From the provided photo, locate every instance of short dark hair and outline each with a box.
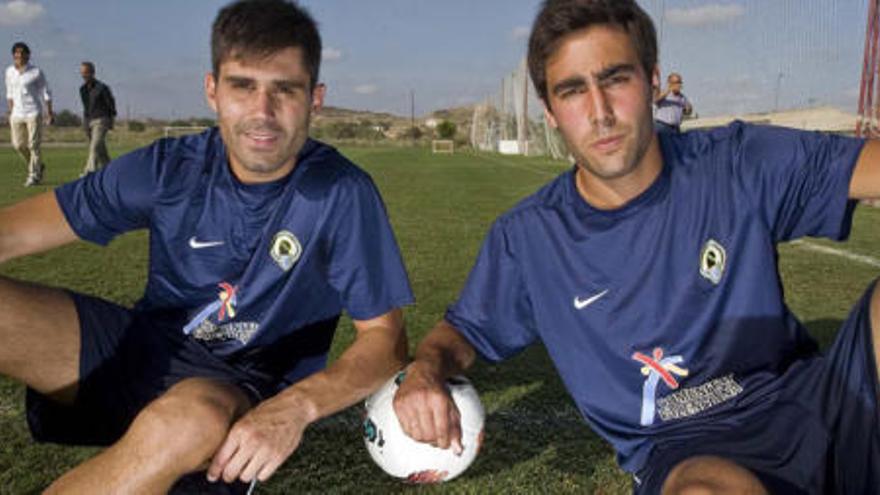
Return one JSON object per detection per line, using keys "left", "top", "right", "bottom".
{"left": 11, "top": 41, "right": 30, "bottom": 56}
{"left": 211, "top": 0, "right": 322, "bottom": 89}
{"left": 81, "top": 61, "right": 96, "bottom": 73}
{"left": 528, "top": 0, "right": 657, "bottom": 105}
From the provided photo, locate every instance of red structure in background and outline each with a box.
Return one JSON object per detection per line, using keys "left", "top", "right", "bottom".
{"left": 858, "top": 0, "right": 880, "bottom": 137}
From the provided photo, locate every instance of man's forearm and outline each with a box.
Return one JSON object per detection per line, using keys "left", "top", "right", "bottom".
{"left": 850, "top": 140, "right": 880, "bottom": 199}
{"left": 410, "top": 319, "right": 477, "bottom": 380}
{"left": 653, "top": 89, "right": 670, "bottom": 104}
{"left": 0, "top": 192, "right": 79, "bottom": 264}
{"left": 269, "top": 315, "right": 408, "bottom": 424}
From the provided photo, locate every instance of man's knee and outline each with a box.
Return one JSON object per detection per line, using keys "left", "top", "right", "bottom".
{"left": 0, "top": 276, "right": 80, "bottom": 398}
{"left": 13, "top": 139, "right": 28, "bottom": 155}
{"left": 125, "top": 379, "right": 249, "bottom": 470}
{"left": 662, "top": 456, "right": 768, "bottom": 495}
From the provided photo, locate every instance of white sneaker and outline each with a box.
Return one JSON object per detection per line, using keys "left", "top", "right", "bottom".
{"left": 24, "top": 177, "right": 37, "bottom": 187}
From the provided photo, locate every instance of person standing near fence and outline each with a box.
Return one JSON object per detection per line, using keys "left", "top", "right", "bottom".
{"left": 5, "top": 41, "right": 53, "bottom": 186}
{"left": 653, "top": 72, "right": 692, "bottom": 133}
{"left": 79, "top": 61, "right": 117, "bottom": 176}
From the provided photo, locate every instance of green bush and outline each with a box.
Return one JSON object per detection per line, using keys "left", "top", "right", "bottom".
{"left": 435, "top": 120, "right": 457, "bottom": 139}
{"left": 127, "top": 120, "right": 146, "bottom": 132}
{"left": 316, "top": 121, "right": 386, "bottom": 141}
{"left": 54, "top": 109, "right": 82, "bottom": 127}
{"left": 193, "top": 118, "right": 215, "bottom": 127}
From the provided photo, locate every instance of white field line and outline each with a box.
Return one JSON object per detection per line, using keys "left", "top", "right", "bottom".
{"left": 789, "top": 239, "right": 880, "bottom": 269}
{"left": 0, "top": 394, "right": 17, "bottom": 417}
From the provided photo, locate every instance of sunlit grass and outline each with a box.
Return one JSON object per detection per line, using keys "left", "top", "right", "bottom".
{"left": 0, "top": 144, "right": 877, "bottom": 493}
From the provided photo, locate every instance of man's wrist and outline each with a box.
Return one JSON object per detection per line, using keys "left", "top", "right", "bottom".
{"left": 407, "top": 356, "right": 449, "bottom": 383}
{"left": 276, "top": 387, "right": 322, "bottom": 425}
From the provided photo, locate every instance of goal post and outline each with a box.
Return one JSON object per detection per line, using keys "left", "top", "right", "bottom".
{"left": 431, "top": 139, "right": 455, "bottom": 154}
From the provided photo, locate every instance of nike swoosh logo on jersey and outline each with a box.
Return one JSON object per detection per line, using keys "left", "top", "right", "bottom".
{"left": 573, "top": 289, "right": 609, "bottom": 310}
{"left": 189, "top": 237, "right": 225, "bottom": 249}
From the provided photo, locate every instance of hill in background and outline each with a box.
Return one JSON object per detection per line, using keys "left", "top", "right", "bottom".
{"left": 310, "top": 105, "right": 475, "bottom": 143}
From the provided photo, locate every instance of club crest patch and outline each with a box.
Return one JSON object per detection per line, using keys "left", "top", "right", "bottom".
{"left": 270, "top": 230, "right": 302, "bottom": 272}
{"left": 699, "top": 239, "right": 726, "bottom": 285}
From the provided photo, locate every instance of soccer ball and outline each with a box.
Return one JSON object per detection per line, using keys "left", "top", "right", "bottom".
{"left": 362, "top": 371, "right": 485, "bottom": 483}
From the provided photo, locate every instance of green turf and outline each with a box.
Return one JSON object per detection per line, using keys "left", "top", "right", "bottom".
{"left": 0, "top": 144, "right": 878, "bottom": 493}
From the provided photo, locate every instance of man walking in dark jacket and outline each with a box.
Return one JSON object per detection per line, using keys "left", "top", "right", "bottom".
{"left": 79, "top": 61, "right": 116, "bottom": 176}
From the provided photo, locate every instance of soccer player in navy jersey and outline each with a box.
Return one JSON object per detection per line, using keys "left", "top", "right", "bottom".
{"left": 394, "top": 0, "right": 880, "bottom": 493}
{"left": 0, "top": 1, "right": 413, "bottom": 493}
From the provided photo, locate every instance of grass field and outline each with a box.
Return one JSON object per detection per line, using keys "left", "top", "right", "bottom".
{"left": 0, "top": 143, "right": 879, "bottom": 494}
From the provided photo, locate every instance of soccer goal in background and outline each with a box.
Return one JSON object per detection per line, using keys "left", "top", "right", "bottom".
{"left": 163, "top": 126, "right": 208, "bottom": 139}
{"left": 431, "top": 139, "right": 454, "bottom": 154}
{"left": 473, "top": 1, "right": 871, "bottom": 160}
{"left": 470, "top": 58, "right": 567, "bottom": 160}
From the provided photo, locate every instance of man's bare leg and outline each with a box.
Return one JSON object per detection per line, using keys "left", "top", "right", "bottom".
{"left": 662, "top": 456, "right": 768, "bottom": 495}
{"left": 0, "top": 275, "right": 79, "bottom": 402}
{"left": 45, "top": 377, "right": 251, "bottom": 494}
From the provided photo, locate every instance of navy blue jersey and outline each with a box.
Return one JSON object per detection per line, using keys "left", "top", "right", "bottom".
{"left": 446, "top": 122, "right": 864, "bottom": 472}
{"left": 56, "top": 129, "right": 413, "bottom": 385}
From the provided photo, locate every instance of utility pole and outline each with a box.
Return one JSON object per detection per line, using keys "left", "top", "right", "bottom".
{"left": 410, "top": 89, "right": 416, "bottom": 144}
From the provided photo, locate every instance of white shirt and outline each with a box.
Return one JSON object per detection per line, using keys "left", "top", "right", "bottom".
{"left": 653, "top": 92, "right": 691, "bottom": 127}
{"left": 5, "top": 63, "right": 52, "bottom": 119}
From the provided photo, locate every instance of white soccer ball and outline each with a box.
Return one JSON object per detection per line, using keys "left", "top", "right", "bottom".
{"left": 362, "top": 371, "right": 485, "bottom": 483}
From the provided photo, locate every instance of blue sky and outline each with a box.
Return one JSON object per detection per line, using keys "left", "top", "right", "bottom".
{"left": 0, "top": 0, "right": 871, "bottom": 119}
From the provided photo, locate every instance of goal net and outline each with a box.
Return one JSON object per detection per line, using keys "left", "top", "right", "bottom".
{"left": 642, "top": 0, "right": 864, "bottom": 132}
{"left": 472, "top": 0, "right": 868, "bottom": 160}
{"left": 470, "top": 59, "right": 568, "bottom": 159}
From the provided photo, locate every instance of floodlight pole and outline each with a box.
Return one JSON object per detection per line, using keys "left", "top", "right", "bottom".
{"left": 518, "top": 59, "right": 528, "bottom": 155}
{"left": 774, "top": 72, "right": 784, "bottom": 112}
{"left": 657, "top": 0, "right": 666, "bottom": 47}
{"left": 500, "top": 77, "right": 508, "bottom": 140}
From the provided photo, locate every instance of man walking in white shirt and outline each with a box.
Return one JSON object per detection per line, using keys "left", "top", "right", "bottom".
{"left": 5, "top": 42, "right": 54, "bottom": 186}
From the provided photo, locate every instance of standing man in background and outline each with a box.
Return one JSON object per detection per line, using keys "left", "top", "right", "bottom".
{"left": 79, "top": 61, "right": 116, "bottom": 176}
{"left": 653, "top": 72, "right": 692, "bottom": 133}
{"left": 5, "top": 41, "right": 53, "bottom": 186}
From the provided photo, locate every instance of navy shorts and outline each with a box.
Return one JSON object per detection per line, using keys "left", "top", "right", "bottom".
{"left": 26, "top": 292, "right": 279, "bottom": 447}
{"left": 633, "top": 280, "right": 880, "bottom": 494}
